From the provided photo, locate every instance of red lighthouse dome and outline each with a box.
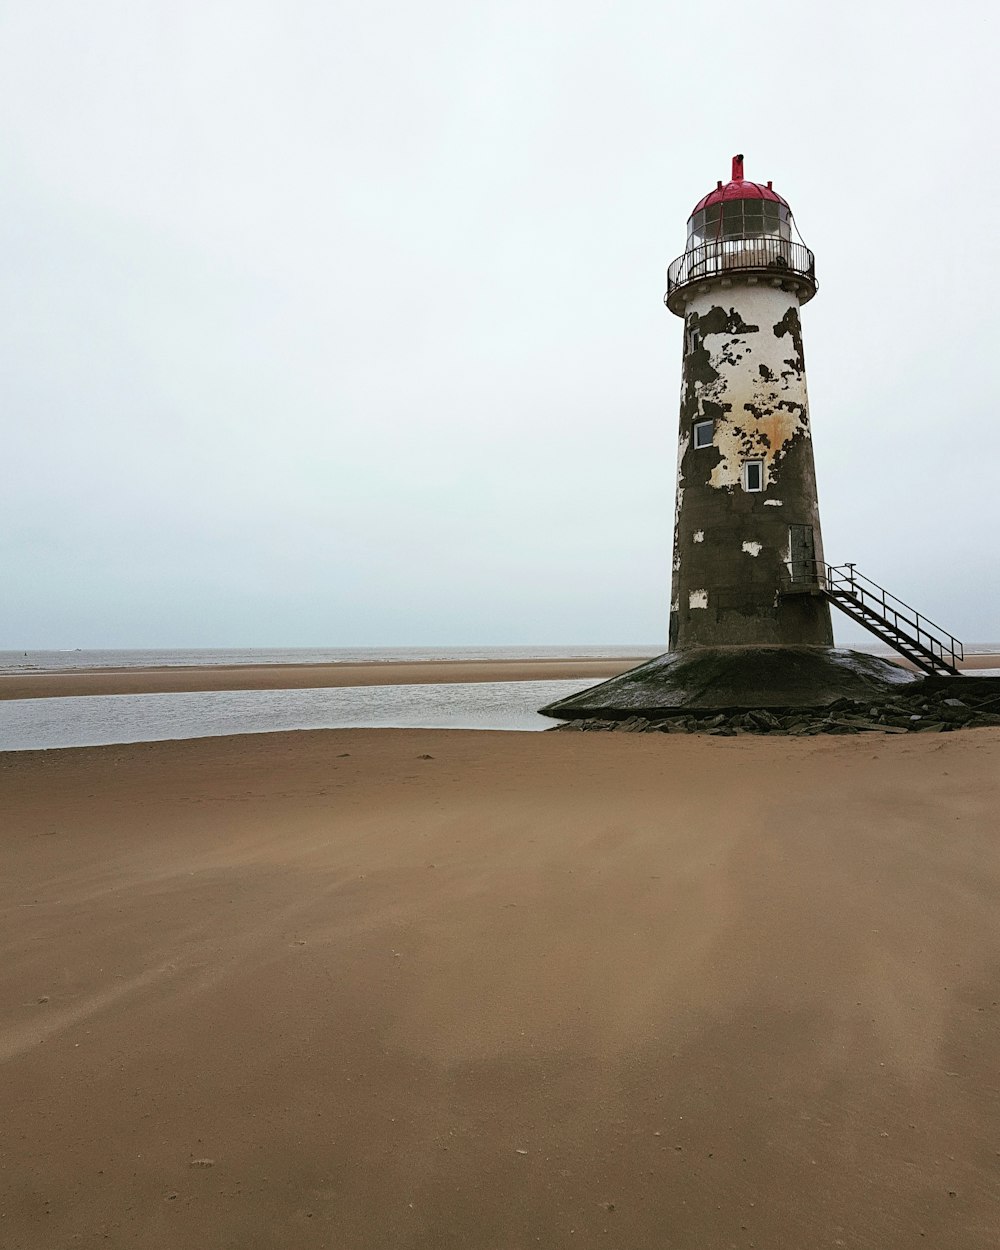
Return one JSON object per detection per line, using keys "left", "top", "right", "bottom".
{"left": 686, "top": 154, "right": 795, "bottom": 246}
{"left": 690, "top": 154, "right": 790, "bottom": 215}
{"left": 690, "top": 155, "right": 790, "bottom": 213}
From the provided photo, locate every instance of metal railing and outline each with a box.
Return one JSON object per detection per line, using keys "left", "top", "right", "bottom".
{"left": 782, "top": 559, "right": 964, "bottom": 671}
{"left": 665, "top": 237, "right": 816, "bottom": 305}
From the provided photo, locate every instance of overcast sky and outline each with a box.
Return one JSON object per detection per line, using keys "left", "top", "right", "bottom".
{"left": 2, "top": 1, "right": 998, "bottom": 648}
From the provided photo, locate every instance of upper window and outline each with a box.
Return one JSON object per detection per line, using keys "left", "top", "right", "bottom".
{"left": 693, "top": 420, "right": 713, "bottom": 449}
{"left": 743, "top": 460, "right": 764, "bottom": 492}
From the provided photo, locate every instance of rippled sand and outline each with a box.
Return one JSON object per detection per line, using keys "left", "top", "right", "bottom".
{"left": 2, "top": 726, "right": 999, "bottom": 1247}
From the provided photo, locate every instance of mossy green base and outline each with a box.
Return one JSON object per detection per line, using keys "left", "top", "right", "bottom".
{"left": 540, "top": 646, "right": 918, "bottom": 720}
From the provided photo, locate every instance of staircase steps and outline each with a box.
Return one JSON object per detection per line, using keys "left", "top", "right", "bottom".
{"left": 783, "top": 562, "right": 963, "bottom": 677}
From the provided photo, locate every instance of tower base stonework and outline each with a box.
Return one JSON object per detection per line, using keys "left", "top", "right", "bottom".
{"left": 541, "top": 655, "right": 997, "bottom": 735}
{"left": 539, "top": 646, "right": 918, "bottom": 721}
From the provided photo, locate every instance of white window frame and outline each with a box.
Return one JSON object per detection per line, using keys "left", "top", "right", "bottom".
{"left": 742, "top": 460, "right": 764, "bottom": 492}
{"left": 693, "top": 420, "right": 713, "bottom": 449}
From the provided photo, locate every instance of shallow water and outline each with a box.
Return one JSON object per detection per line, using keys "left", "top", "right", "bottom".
{"left": 0, "top": 680, "right": 591, "bottom": 752}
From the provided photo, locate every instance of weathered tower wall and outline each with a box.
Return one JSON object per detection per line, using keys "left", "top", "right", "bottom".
{"left": 669, "top": 282, "right": 834, "bottom": 650}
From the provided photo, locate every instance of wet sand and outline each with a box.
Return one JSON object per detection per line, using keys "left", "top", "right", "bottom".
{"left": 2, "top": 727, "right": 999, "bottom": 1248}
{"left": 0, "top": 657, "right": 647, "bottom": 701}
{"left": 891, "top": 653, "right": 999, "bottom": 673}
{"left": 1, "top": 652, "right": 996, "bottom": 701}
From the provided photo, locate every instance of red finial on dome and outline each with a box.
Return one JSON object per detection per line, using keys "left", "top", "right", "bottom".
{"left": 732, "top": 153, "right": 744, "bottom": 180}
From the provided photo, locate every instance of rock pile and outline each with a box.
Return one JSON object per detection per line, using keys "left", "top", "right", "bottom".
{"left": 550, "top": 679, "right": 1000, "bottom": 736}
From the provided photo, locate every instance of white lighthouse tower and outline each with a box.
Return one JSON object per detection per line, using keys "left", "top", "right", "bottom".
{"left": 664, "top": 154, "right": 833, "bottom": 651}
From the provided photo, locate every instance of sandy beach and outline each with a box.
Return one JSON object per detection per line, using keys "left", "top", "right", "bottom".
{"left": 0, "top": 657, "right": 646, "bottom": 701}
{"left": 3, "top": 726, "right": 999, "bottom": 1248}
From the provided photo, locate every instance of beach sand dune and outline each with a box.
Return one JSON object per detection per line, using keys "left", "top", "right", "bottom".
{"left": 2, "top": 728, "right": 999, "bottom": 1248}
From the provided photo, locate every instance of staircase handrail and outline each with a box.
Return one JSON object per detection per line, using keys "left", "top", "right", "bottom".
{"left": 783, "top": 559, "right": 964, "bottom": 668}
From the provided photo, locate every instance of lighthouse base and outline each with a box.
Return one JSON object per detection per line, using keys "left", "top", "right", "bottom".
{"left": 540, "top": 645, "right": 918, "bottom": 720}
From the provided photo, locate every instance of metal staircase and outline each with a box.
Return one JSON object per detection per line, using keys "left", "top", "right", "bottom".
{"left": 782, "top": 561, "right": 963, "bottom": 676}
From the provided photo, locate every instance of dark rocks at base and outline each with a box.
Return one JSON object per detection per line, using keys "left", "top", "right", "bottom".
{"left": 548, "top": 677, "right": 1000, "bottom": 736}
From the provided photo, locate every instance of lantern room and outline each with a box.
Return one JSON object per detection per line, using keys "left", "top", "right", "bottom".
{"left": 665, "top": 154, "right": 816, "bottom": 315}
{"left": 687, "top": 154, "right": 792, "bottom": 244}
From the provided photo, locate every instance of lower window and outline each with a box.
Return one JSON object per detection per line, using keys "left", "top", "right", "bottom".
{"left": 743, "top": 460, "right": 764, "bottom": 492}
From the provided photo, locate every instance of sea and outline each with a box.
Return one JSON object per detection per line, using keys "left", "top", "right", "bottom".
{"left": 1, "top": 645, "right": 997, "bottom": 753}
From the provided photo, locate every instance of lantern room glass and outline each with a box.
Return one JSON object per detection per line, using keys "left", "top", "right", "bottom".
{"left": 687, "top": 201, "right": 792, "bottom": 245}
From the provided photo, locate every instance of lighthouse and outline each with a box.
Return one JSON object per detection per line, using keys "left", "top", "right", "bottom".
{"left": 665, "top": 154, "right": 833, "bottom": 651}
{"left": 540, "top": 152, "right": 966, "bottom": 724}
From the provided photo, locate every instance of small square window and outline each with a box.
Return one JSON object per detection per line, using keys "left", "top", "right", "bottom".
{"left": 743, "top": 460, "right": 764, "bottom": 492}
{"left": 693, "top": 420, "right": 713, "bottom": 449}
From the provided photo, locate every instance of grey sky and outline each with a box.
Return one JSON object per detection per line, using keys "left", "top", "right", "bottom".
{"left": 2, "top": 1, "right": 998, "bottom": 647}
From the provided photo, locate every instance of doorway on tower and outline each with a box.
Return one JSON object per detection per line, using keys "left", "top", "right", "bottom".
{"left": 788, "top": 525, "right": 817, "bottom": 585}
